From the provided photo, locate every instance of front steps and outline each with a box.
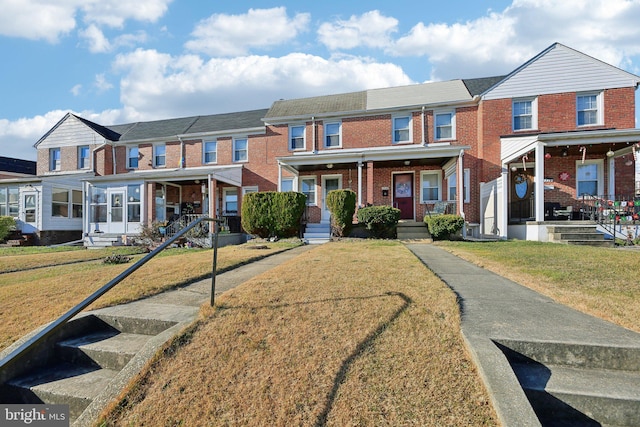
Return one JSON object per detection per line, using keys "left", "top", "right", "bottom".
{"left": 0, "top": 304, "right": 195, "bottom": 426}
{"left": 547, "top": 224, "right": 613, "bottom": 247}
{"left": 84, "top": 234, "right": 124, "bottom": 248}
{"left": 497, "top": 339, "right": 640, "bottom": 426}
{"left": 303, "top": 222, "right": 331, "bottom": 244}
{"left": 397, "top": 221, "right": 431, "bottom": 241}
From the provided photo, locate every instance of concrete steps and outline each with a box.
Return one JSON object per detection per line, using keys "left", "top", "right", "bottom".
{"left": 84, "top": 234, "right": 124, "bottom": 248}
{"left": 0, "top": 310, "right": 178, "bottom": 425}
{"left": 303, "top": 222, "right": 331, "bottom": 244}
{"left": 397, "top": 221, "right": 431, "bottom": 240}
{"left": 547, "top": 224, "right": 613, "bottom": 247}
{"left": 497, "top": 339, "right": 640, "bottom": 426}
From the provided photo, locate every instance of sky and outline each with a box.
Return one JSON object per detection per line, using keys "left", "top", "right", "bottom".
{"left": 3, "top": 0, "right": 640, "bottom": 161}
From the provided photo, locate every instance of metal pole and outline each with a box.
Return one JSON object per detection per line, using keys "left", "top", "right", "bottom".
{"left": 211, "top": 218, "right": 219, "bottom": 306}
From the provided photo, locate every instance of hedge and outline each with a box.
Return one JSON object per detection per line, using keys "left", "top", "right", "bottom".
{"left": 0, "top": 216, "right": 16, "bottom": 242}
{"left": 424, "top": 214, "right": 465, "bottom": 240}
{"left": 241, "top": 192, "right": 306, "bottom": 238}
{"left": 356, "top": 205, "right": 400, "bottom": 238}
{"left": 326, "top": 189, "right": 356, "bottom": 237}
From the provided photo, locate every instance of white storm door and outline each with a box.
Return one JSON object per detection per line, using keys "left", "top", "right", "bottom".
{"left": 107, "top": 189, "right": 126, "bottom": 234}
{"left": 321, "top": 175, "right": 342, "bottom": 222}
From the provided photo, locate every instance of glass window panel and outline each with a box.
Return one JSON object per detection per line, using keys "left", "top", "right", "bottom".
{"left": 290, "top": 126, "right": 305, "bottom": 149}
{"left": 154, "top": 145, "right": 166, "bottom": 166}
{"left": 127, "top": 185, "right": 141, "bottom": 203}
{"left": 325, "top": 123, "right": 340, "bottom": 147}
{"left": 234, "top": 139, "right": 248, "bottom": 161}
{"left": 128, "top": 147, "right": 139, "bottom": 168}
{"left": 204, "top": 141, "right": 217, "bottom": 163}
{"left": 281, "top": 178, "right": 294, "bottom": 192}
{"left": 52, "top": 188, "right": 69, "bottom": 202}
{"left": 127, "top": 204, "right": 141, "bottom": 222}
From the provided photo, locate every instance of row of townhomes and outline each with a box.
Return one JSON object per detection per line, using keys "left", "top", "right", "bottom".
{"left": 2, "top": 43, "right": 640, "bottom": 246}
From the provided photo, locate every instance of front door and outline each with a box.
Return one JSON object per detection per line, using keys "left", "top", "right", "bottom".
{"left": 509, "top": 169, "right": 534, "bottom": 223}
{"left": 21, "top": 192, "right": 38, "bottom": 231}
{"left": 322, "top": 175, "right": 342, "bottom": 222}
{"left": 108, "top": 189, "right": 125, "bottom": 234}
{"left": 393, "top": 173, "right": 414, "bottom": 220}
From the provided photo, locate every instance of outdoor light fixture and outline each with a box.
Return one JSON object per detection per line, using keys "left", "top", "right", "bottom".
{"left": 511, "top": 165, "right": 518, "bottom": 172}
{"left": 404, "top": 160, "right": 411, "bottom": 166}
{"left": 606, "top": 148, "right": 615, "bottom": 157}
{"left": 561, "top": 147, "right": 569, "bottom": 157}
{"left": 326, "top": 163, "right": 333, "bottom": 169}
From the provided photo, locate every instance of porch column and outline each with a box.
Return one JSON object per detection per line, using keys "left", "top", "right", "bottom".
{"left": 499, "top": 165, "right": 509, "bottom": 239}
{"left": 357, "top": 161, "right": 363, "bottom": 207}
{"left": 210, "top": 179, "right": 218, "bottom": 216}
{"left": 457, "top": 150, "right": 464, "bottom": 218}
{"left": 608, "top": 156, "right": 616, "bottom": 197}
{"left": 535, "top": 142, "right": 545, "bottom": 222}
{"left": 366, "top": 161, "right": 374, "bottom": 205}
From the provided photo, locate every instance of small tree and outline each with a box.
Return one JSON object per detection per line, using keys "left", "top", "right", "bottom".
{"left": 326, "top": 189, "right": 356, "bottom": 237}
{"left": 356, "top": 206, "right": 401, "bottom": 238}
{"left": 0, "top": 216, "right": 16, "bottom": 242}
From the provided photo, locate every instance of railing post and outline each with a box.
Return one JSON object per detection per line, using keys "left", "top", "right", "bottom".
{"left": 211, "top": 218, "right": 219, "bottom": 307}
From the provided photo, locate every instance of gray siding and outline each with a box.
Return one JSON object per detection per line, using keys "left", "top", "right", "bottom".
{"left": 483, "top": 44, "right": 640, "bottom": 100}
{"left": 37, "top": 115, "right": 108, "bottom": 149}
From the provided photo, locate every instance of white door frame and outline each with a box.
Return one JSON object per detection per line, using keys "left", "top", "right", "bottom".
{"left": 107, "top": 188, "right": 126, "bottom": 234}
{"left": 20, "top": 190, "right": 38, "bottom": 231}
{"left": 321, "top": 174, "right": 342, "bottom": 222}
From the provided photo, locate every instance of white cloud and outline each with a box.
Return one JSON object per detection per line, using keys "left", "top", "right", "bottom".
{"left": 79, "top": 24, "right": 112, "bottom": 53}
{"left": 112, "top": 49, "right": 413, "bottom": 119}
{"left": 390, "top": 0, "right": 640, "bottom": 80}
{"left": 95, "top": 74, "right": 113, "bottom": 93}
{"left": 70, "top": 84, "right": 82, "bottom": 96}
{"left": 318, "top": 10, "right": 398, "bottom": 50}
{"left": 0, "top": 0, "right": 170, "bottom": 44}
{"left": 185, "top": 7, "right": 311, "bottom": 56}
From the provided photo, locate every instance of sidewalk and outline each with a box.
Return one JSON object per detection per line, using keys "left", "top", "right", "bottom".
{"left": 405, "top": 243, "right": 640, "bottom": 427}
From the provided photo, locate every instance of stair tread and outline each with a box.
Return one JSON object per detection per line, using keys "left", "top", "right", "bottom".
{"left": 9, "top": 362, "right": 118, "bottom": 400}
{"left": 58, "top": 331, "right": 152, "bottom": 356}
{"left": 512, "top": 362, "right": 640, "bottom": 400}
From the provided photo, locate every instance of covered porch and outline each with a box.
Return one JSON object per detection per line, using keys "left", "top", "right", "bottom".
{"left": 493, "top": 129, "right": 640, "bottom": 242}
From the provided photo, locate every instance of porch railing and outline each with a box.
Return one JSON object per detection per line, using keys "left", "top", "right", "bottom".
{"left": 579, "top": 194, "right": 640, "bottom": 238}
{"left": 424, "top": 201, "right": 457, "bottom": 217}
{"left": 164, "top": 213, "right": 243, "bottom": 238}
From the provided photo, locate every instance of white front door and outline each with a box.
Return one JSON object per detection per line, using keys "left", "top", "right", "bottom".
{"left": 108, "top": 189, "right": 125, "bottom": 234}
{"left": 321, "top": 175, "right": 342, "bottom": 222}
{"left": 21, "top": 191, "right": 38, "bottom": 231}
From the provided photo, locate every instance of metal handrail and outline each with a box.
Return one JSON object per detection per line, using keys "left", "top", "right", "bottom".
{"left": 0, "top": 216, "right": 222, "bottom": 373}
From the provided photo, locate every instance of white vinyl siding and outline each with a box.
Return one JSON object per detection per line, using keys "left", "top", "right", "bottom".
{"left": 483, "top": 44, "right": 640, "bottom": 100}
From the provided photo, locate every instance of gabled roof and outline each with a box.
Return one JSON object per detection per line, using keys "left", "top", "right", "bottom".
{"left": 462, "top": 76, "right": 507, "bottom": 97}
{"left": 482, "top": 42, "right": 640, "bottom": 100}
{"left": 73, "top": 114, "right": 122, "bottom": 141}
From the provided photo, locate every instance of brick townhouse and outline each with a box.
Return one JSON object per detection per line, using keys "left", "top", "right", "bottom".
{"left": 2, "top": 42, "right": 639, "bottom": 246}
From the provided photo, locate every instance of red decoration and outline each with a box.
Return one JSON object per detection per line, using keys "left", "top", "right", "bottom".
{"left": 558, "top": 172, "right": 570, "bottom": 181}
{"left": 545, "top": 153, "right": 552, "bottom": 159}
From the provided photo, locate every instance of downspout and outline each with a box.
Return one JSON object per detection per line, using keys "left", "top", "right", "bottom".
{"left": 357, "top": 159, "right": 363, "bottom": 208}
{"left": 111, "top": 144, "right": 116, "bottom": 175}
{"left": 177, "top": 136, "right": 185, "bottom": 168}
{"left": 421, "top": 106, "right": 426, "bottom": 146}
{"left": 311, "top": 116, "right": 316, "bottom": 153}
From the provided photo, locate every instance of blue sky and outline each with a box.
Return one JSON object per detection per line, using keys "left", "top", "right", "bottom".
{"left": 2, "top": 0, "right": 640, "bottom": 161}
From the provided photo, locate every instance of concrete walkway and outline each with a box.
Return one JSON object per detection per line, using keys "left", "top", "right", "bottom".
{"left": 405, "top": 243, "right": 640, "bottom": 427}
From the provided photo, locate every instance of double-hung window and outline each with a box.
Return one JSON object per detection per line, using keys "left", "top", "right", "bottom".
{"left": 513, "top": 98, "right": 537, "bottom": 131}
{"left": 204, "top": 141, "right": 217, "bottom": 164}
{"left": 300, "top": 177, "right": 316, "bottom": 205}
{"left": 127, "top": 147, "right": 139, "bottom": 169}
{"left": 421, "top": 171, "right": 442, "bottom": 202}
{"left": 289, "top": 125, "right": 305, "bottom": 150}
{"left": 393, "top": 116, "right": 411, "bottom": 143}
{"left": 52, "top": 188, "right": 82, "bottom": 218}
{"left": 324, "top": 122, "right": 341, "bottom": 148}
{"left": 577, "top": 93, "right": 601, "bottom": 126}
{"left": 154, "top": 144, "right": 166, "bottom": 167}
{"left": 447, "top": 169, "right": 470, "bottom": 203}
{"left": 576, "top": 160, "right": 603, "bottom": 197}
{"left": 50, "top": 148, "right": 61, "bottom": 171}
{"left": 280, "top": 178, "right": 294, "bottom": 192}
{"left": 233, "top": 138, "right": 248, "bottom": 162}
{"left": 0, "top": 186, "right": 19, "bottom": 217}
{"left": 434, "top": 111, "right": 455, "bottom": 140}
{"left": 78, "top": 146, "right": 90, "bottom": 169}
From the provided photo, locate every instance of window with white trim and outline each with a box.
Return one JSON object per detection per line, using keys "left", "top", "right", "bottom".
{"left": 0, "top": 186, "right": 19, "bottom": 217}
{"left": 289, "top": 125, "right": 305, "bottom": 150}
{"left": 78, "top": 146, "right": 90, "bottom": 169}
{"left": 434, "top": 111, "right": 455, "bottom": 140}
{"left": 280, "top": 178, "right": 294, "bottom": 192}
{"left": 420, "top": 170, "right": 442, "bottom": 202}
{"left": 127, "top": 147, "right": 139, "bottom": 169}
{"left": 233, "top": 138, "right": 248, "bottom": 162}
{"left": 204, "top": 141, "right": 217, "bottom": 164}
{"left": 50, "top": 148, "right": 61, "bottom": 171}
{"left": 242, "top": 186, "right": 258, "bottom": 196}
{"left": 393, "top": 115, "right": 411, "bottom": 143}
{"left": 576, "top": 160, "right": 603, "bottom": 197}
{"left": 127, "top": 184, "right": 141, "bottom": 222}
{"left": 223, "top": 188, "right": 238, "bottom": 213}
{"left": 154, "top": 144, "right": 166, "bottom": 167}
{"left": 300, "top": 177, "right": 316, "bottom": 205}
{"left": 577, "top": 93, "right": 602, "bottom": 126}
{"left": 52, "top": 188, "right": 82, "bottom": 218}
{"left": 447, "top": 169, "right": 470, "bottom": 203}
{"left": 513, "top": 98, "right": 537, "bottom": 131}
{"left": 324, "top": 122, "right": 341, "bottom": 148}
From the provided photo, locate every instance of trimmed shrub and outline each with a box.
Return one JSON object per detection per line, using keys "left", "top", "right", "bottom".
{"left": 356, "top": 205, "right": 401, "bottom": 238}
{"left": 424, "top": 214, "right": 465, "bottom": 240}
{"left": 0, "top": 216, "right": 16, "bottom": 242}
{"left": 326, "top": 189, "right": 356, "bottom": 237}
{"left": 241, "top": 192, "right": 306, "bottom": 238}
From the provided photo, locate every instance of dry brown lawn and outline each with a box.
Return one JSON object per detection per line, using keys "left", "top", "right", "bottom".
{"left": 99, "top": 240, "right": 497, "bottom": 426}
{"left": 437, "top": 240, "right": 640, "bottom": 333}
{"left": 0, "top": 243, "right": 295, "bottom": 351}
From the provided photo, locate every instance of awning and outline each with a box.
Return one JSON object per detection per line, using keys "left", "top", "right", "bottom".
{"left": 83, "top": 164, "right": 244, "bottom": 187}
